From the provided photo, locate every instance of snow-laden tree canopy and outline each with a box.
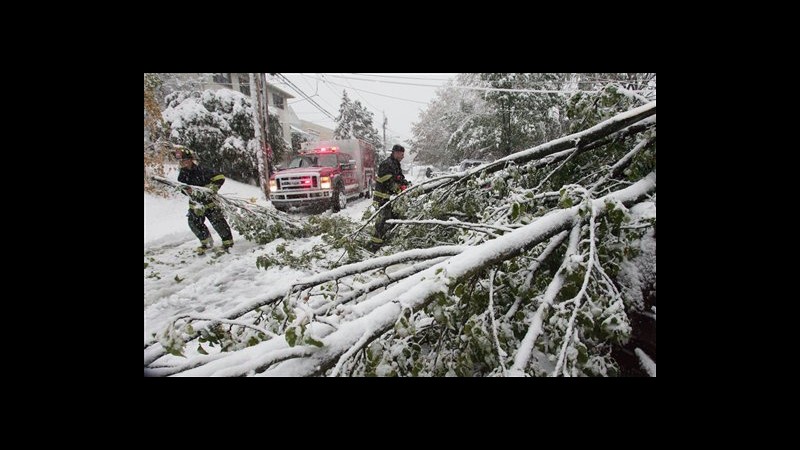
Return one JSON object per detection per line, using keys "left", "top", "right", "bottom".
{"left": 162, "top": 89, "right": 287, "bottom": 184}
{"left": 410, "top": 73, "right": 655, "bottom": 169}
{"left": 145, "top": 84, "right": 656, "bottom": 377}
{"left": 333, "top": 91, "right": 383, "bottom": 151}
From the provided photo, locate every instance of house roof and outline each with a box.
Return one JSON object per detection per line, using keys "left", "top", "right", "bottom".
{"left": 267, "top": 83, "right": 294, "bottom": 99}
{"left": 290, "top": 125, "right": 313, "bottom": 135}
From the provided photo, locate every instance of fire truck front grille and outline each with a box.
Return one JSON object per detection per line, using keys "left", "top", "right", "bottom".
{"left": 277, "top": 175, "right": 318, "bottom": 190}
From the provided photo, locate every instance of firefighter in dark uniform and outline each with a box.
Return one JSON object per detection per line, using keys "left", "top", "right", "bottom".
{"left": 174, "top": 146, "right": 234, "bottom": 254}
{"left": 369, "top": 144, "right": 410, "bottom": 251}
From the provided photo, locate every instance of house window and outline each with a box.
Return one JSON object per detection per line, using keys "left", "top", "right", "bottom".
{"left": 213, "top": 73, "right": 231, "bottom": 84}
{"left": 273, "top": 92, "right": 285, "bottom": 109}
{"left": 239, "top": 74, "right": 250, "bottom": 96}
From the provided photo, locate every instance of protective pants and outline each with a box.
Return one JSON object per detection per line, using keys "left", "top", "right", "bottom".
{"left": 188, "top": 205, "right": 233, "bottom": 247}
{"left": 370, "top": 200, "right": 395, "bottom": 249}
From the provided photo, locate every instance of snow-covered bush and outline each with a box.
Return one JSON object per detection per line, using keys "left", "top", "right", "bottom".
{"left": 162, "top": 89, "right": 286, "bottom": 184}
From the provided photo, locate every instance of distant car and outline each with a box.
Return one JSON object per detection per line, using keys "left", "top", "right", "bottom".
{"left": 410, "top": 165, "right": 436, "bottom": 180}
{"left": 458, "top": 159, "right": 490, "bottom": 172}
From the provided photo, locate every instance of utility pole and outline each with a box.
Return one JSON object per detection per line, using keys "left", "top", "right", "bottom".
{"left": 382, "top": 112, "right": 387, "bottom": 151}
{"left": 250, "top": 73, "right": 271, "bottom": 198}
{"left": 263, "top": 73, "right": 271, "bottom": 186}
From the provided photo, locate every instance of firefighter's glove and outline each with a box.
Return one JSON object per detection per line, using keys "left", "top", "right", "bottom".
{"left": 399, "top": 184, "right": 408, "bottom": 192}
{"left": 179, "top": 185, "right": 193, "bottom": 195}
{"left": 191, "top": 190, "right": 209, "bottom": 202}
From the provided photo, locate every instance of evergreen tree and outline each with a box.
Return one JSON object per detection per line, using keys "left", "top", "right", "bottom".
{"left": 291, "top": 132, "right": 308, "bottom": 158}
{"left": 334, "top": 91, "right": 356, "bottom": 139}
{"left": 353, "top": 100, "right": 382, "bottom": 151}
{"left": 334, "top": 91, "right": 383, "bottom": 150}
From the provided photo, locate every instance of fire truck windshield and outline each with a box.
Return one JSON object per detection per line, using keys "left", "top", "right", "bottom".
{"left": 289, "top": 154, "right": 338, "bottom": 168}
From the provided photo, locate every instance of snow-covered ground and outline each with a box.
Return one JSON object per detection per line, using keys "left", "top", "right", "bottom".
{"left": 144, "top": 166, "right": 379, "bottom": 344}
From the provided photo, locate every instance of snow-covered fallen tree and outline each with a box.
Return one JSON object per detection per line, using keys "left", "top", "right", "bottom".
{"left": 145, "top": 86, "right": 656, "bottom": 377}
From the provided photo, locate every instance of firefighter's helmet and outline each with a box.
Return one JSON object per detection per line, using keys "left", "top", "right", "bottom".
{"left": 173, "top": 145, "right": 194, "bottom": 160}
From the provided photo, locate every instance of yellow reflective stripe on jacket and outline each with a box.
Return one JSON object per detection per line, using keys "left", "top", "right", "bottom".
{"left": 211, "top": 174, "right": 225, "bottom": 182}
{"left": 376, "top": 174, "right": 392, "bottom": 183}
{"left": 373, "top": 191, "right": 391, "bottom": 199}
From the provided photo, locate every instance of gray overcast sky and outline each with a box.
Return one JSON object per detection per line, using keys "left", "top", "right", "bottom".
{"left": 273, "top": 74, "right": 456, "bottom": 146}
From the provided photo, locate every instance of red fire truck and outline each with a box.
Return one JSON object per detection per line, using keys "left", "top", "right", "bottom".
{"left": 269, "top": 139, "right": 376, "bottom": 212}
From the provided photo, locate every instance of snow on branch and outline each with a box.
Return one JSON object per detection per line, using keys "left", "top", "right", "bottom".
{"left": 150, "top": 176, "right": 304, "bottom": 233}
{"left": 253, "top": 173, "right": 655, "bottom": 377}
{"left": 144, "top": 246, "right": 464, "bottom": 368}
{"left": 419, "top": 101, "right": 656, "bottom": 195}
{"left": 291, "top": 246, "right": 466, "bottom": 291}
{"left": 634, "top": 348, "right": 656, "bottom": 377}
{"left": 387, "top": 218, "right": 517, "bottom": 233}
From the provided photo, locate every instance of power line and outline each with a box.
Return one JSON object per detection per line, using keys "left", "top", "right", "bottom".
{"left": 452, "top": 84, "right": 655, "bottom": 94}
{"left": 308, "top": 73, "right": 655, "bottom": 96}
{"left": 279, "top": 74, "right": 384, "bottom": 149}
{"left": 328, "top": 74, "right": 411, "bottom": 144}
{"left": 321, "top": 74, "right": 385, "bottom": 148}
{"left": 303, "top": 74, "right": 429, "bottom": 105}
{"left": 353, "top": 73, "right": 455, "bottom": 81}
{"left": 285, "top": 75, "right": 320, "bottom": 104}
{"left": 273, "top": 73, "right": 336, "bottom": 121}
{"left": 348, "top": 73, "right": 654, "bottom": 91}
{"left": 325, "top": 73, "right": 448, "bottom": 88}
{"left": 330, "top": 73, "right": 382, "bottom": 114}
{"left": 293, "top": 74, "right": 340, "bottom": 112}
{"left": 303, "top": 73, "right": 347, "bottom": 113}
{"left": 344, "top": 73, "right": 655, "bottom": 94}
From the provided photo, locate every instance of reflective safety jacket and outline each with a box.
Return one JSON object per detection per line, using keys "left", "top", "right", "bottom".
{"left": 373, "top": 156, "right": 407, "bottom": 202}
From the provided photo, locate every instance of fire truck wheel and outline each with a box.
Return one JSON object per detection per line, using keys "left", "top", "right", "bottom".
{"left": 332, "top": 184, "right": 347, "bottom": 212}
